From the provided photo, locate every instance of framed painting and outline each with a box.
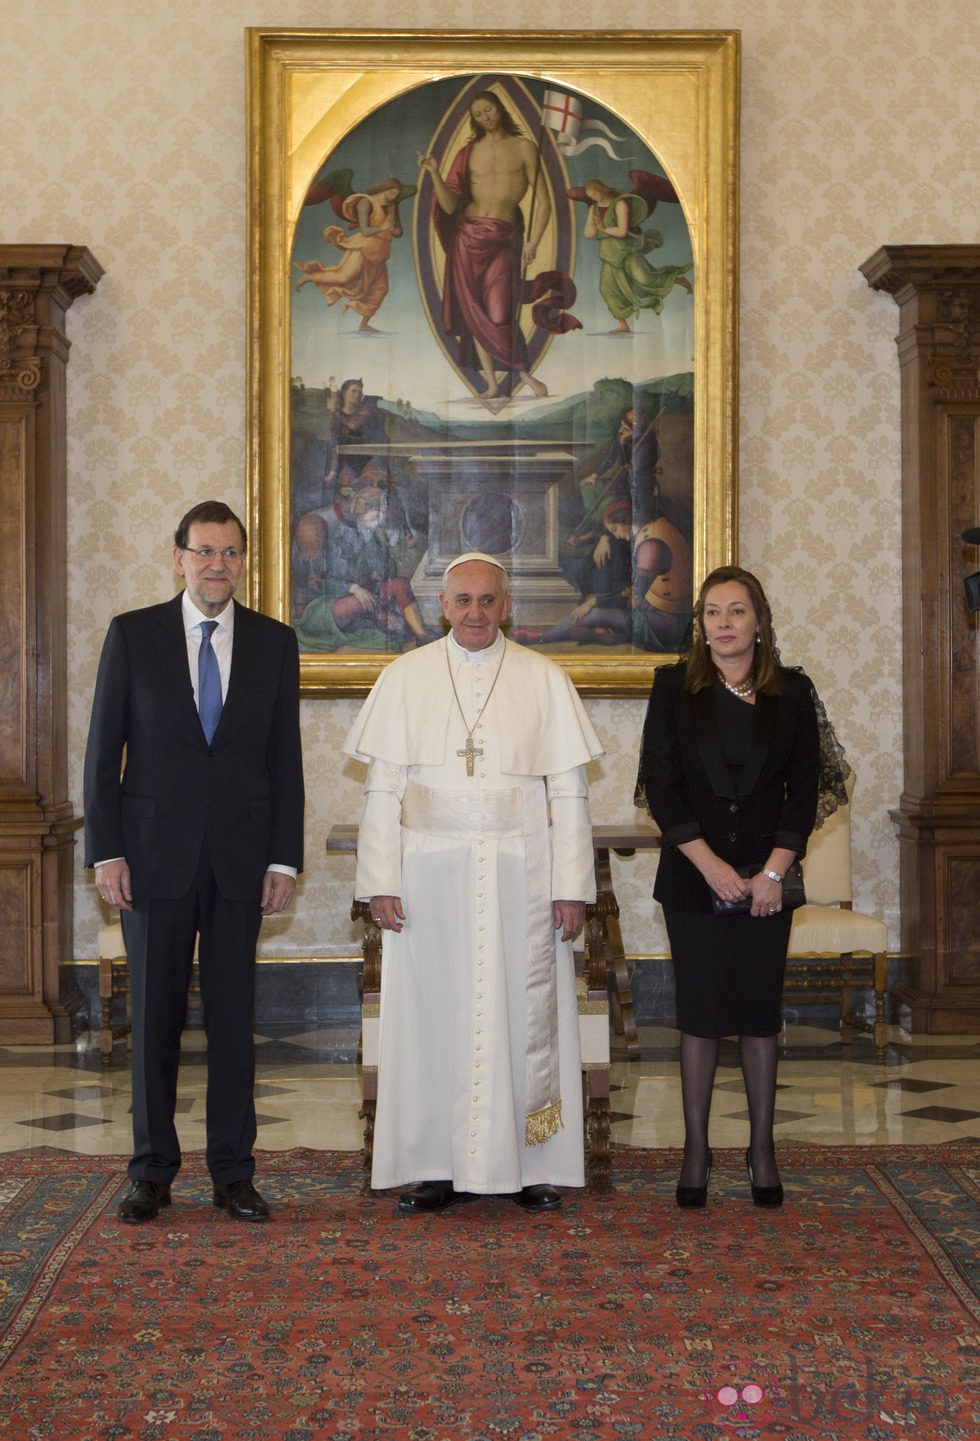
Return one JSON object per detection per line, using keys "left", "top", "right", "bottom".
{"left": 246, "top": 29, "right": 739, "bottom": 695}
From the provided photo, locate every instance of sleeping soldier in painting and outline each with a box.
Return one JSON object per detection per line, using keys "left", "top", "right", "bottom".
{"left": 292, "top": 486, "right": 431, "bottom": 653}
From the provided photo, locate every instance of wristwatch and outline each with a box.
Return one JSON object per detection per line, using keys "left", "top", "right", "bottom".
{"left": 762, "top": 868, "right": 784, "bottom": 883}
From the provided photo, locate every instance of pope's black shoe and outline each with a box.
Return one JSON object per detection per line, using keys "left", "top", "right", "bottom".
{"left": 117, "top": 1179, "right": 171, "bottom": 1224}
{"left": 397, "top": 1180, "right": 467, "bottom": 1215}
{"left": 213, "top": 1178, "right": 271, "bottom": 1222}
{"left": 512, "top": 1184, "right": 562, "bottom": 1212}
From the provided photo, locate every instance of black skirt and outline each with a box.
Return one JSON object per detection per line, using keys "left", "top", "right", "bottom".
{"left": 663, "top": 905, "right": 793, "bottom": 1038}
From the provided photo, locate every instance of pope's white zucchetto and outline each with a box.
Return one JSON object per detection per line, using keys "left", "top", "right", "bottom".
{"left": 442, "top": 552, "right": 509, "bottom": 584}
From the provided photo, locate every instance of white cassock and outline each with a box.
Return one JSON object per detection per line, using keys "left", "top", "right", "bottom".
{"left": 343, "top": 632, "right": 604, "bottom": 1194}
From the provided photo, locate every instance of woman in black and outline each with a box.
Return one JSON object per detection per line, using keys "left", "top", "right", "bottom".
{"left": 637, "top": 566, "right": 821, "bottom": 1208}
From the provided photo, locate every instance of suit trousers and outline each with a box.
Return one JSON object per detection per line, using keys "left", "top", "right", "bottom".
{"left": 121, "top": 838, "right": 263, "bottom": 1185}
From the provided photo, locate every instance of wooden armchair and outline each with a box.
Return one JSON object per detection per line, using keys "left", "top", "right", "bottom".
{"left": 96, "top": 921, "right": 201, "bottom": 1065}
{"left": 785, "top": 777, "right": 889, "bottom": 1055}
{"left": 97, "top": 921, "right": 131, "bottom": 1063}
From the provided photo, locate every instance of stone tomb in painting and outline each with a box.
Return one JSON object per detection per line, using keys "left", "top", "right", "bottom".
{"left": 361, "top": 437, "right": 584, "bottom": 628}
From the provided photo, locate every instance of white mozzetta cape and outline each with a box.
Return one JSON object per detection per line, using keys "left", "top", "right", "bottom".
{"left": 343, "top": 635, "right": 604, "bottom": 774}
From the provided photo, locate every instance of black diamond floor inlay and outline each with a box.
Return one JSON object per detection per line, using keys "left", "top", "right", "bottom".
{"left": 900, "top": 1105, "right": 980, "bottom": 1125}
{"left": 18, "top": 1113, "right": 109, "bottom": 1132}
{"left": 47, "top": 1085, "right": 117, "bottom": 1101}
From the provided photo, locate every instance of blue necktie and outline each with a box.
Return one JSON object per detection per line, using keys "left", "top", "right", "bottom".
{"left": 198, "top": 619, "right": 223, "bottom": 743}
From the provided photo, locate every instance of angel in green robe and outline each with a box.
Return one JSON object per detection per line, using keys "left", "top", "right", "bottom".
{"left": 581, "top": 175, "right": 692, "bottom": 333}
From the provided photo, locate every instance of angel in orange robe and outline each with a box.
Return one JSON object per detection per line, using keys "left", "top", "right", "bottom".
{"left": 294, "top": 177, "right": 415, "bottom": 332}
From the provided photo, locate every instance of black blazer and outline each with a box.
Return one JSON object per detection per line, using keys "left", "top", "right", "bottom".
{"left": 84, "top": 593, "right": 305, "bottom": 902}
{"left": 638, "top": 661, "right": 820, "bottom": 913}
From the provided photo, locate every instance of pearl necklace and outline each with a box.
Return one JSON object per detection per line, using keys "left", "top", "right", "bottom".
{"left": 718, "top": 671, "right": 754, "bottom": 698}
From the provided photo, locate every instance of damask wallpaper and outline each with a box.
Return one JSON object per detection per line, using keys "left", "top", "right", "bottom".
{"left": 1, "top": 1, "right": 977, "bottom": 965}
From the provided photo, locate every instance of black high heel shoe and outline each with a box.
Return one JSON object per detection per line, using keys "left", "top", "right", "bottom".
{"left": 676, "top": 1150, "right": 713, "bottom": 1209}
{"left": 746, "top": 1149, "right": 784, "bottom": 1207}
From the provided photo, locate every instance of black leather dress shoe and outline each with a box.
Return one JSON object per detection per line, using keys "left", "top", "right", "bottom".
{"left": 117, "top": 1179, "right": 171, "bottom": 1224}
{"left": 513, "top": 1184, "right": 562, "bottom": 1212}
{"left": 397, "top": 1181, "right": 466, "bottom": 1215}
{"left": 213, "top": 1179, "right": 271, "bottom": 1221}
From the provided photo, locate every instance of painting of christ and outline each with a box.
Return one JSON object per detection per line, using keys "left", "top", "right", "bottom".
{"left": 248, "top": 31, "right": 739, "bottom": 694}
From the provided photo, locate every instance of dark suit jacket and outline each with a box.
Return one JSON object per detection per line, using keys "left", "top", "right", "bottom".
{"left": 84, "top": 593, "right": 304, "bottom": 902}
{"left": 638, "top": 661, "right": 820, "bottom": 913}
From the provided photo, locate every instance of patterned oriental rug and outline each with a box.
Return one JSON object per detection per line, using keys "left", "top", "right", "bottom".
{"left": 1, "top": 1146, "right": 978, "bottom": 1441}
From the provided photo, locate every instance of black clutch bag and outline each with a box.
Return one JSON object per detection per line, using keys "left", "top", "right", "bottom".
{"left": 710, "top": 860, "right": 806, "bottom": 915}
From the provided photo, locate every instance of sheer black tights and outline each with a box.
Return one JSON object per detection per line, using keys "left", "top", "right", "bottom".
{"left": 677, "top": 1031, "right": 781, "bottom": 1189}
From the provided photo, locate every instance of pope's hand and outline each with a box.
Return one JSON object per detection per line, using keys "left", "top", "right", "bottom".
{"left": 553, "top": 900, "right": 586, "bottom": 942}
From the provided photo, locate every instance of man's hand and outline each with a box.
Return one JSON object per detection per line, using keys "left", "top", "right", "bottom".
{"left": 553, "top": 900, "right": 586, "bottom": 943}
{"left": 95, "top": 860, "right": 133, "bottom": 912}
{"left": 349, "top": 583, "right": 378, "bottom": 616}
{"left": 261, "top": 871, "right": 296, "bottom": 916}
{"left": 369, "top": 895, "right": 406, "bottom": 933}
{"left": 570, "top": 596, "right": 597, "bottom": 624}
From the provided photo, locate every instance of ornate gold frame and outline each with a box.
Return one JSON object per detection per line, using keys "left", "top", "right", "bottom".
{"left": 246, "top": 29, "right": 739, "bottom": 696}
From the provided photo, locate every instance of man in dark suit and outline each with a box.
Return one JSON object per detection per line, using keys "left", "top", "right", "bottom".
{"left": 84, "top": 501, "right": 305, "bottom": 1224}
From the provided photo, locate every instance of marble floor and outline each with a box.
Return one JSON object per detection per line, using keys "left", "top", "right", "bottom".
{"left": 1, "top": 1020, "right": 978, "bottom": 1162}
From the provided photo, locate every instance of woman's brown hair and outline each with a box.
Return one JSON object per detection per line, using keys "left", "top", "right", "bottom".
{"left": 684, "top": 565, "right": 783, "bottom": 695}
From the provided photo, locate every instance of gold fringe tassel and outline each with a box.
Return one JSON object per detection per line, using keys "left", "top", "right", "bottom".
{"left": 525, "top": 1099, "right": 563, "bottom": 1147}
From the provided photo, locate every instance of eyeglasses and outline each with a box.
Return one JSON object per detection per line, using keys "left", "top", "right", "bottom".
{"left": 182, "top": 546, "right": 245, "bottom": 562}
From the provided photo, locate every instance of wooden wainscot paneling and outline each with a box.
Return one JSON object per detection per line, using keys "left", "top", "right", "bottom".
{"left": 862, "top": 245, "right": 980, "bottom": 1031}
{"left": 0, "top": 245, "right": 103, "bottom": 1042}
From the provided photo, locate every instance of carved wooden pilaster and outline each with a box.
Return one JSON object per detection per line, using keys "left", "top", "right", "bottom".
{"left": 861, "top": 245, "right": 980, "bottom": 1032}
{"left": 0, "top": 245, "right": 103, "bottom": 1041}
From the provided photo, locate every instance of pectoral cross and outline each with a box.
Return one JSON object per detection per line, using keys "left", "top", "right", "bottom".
{"left": 457, "top": 734, "right": 483, "bottom": 777}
